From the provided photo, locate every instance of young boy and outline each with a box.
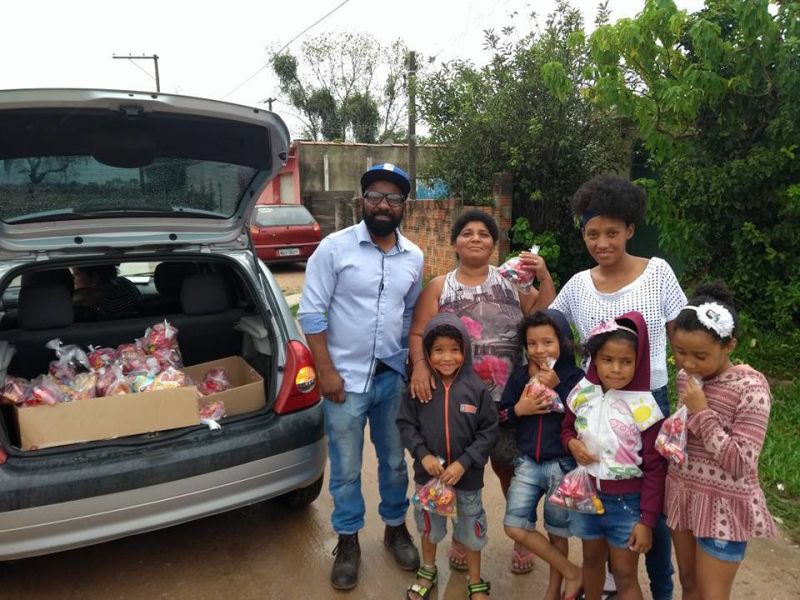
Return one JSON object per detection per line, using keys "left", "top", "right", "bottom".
{"left": 397, "top": 313, "right": 499, "bottom": 600}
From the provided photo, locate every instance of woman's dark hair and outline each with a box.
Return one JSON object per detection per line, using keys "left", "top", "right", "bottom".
{"left": 517, "top": 311, "right": 573, "bottom": 357}
{"left": 450, "top": 210, "right": 499, "bottom": 245}
{"left": 571, "top": 174, "right": 646, "bottom": 227}
{"left": 583, "top": 318, "right": 638, "bottom": 360}
{"left": 424, "top": 324, "right": 465, "bottom": 355}
{"left": 673, "top": 282, "right": 738, "bottom": 342}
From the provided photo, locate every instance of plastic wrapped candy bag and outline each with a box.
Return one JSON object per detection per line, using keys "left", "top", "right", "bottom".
{"left": 498, "top": 244, "right": 540, "bottom": 291}
{"left": 116, "top": 343, "right": 159, "bottom": 375}
{"left": 139, "top": 320, "right": 179, "bottom": 353}
{"left": 2, "top": 376, "right": 29, "bottom": 406}
{"left": 523, "top": 377, "right": 564, "bottom": 414}
{"left": 655, "top": 405, "right": 688, "bottom": 466}
{"left": 197, "top": 367, "right": 232, "bottom": 396}
{"left": 547, "top": 465, "right": 605, "bottom": 514}
{"left": 87, "top": 346, "right": 118, "bottom": 371}
{"left": 46, "top": 338, "right": 90, "bottom": 381}
{"left": 21, "top": 375, "right": 66, "bottom": 407}
{"left": 130, "top": 372, "right": 157, "bottom": 393}
{"left": 97, "top": 365, "right": 131, "bottom": 396}
{"left": 59, "top": 372, "right": 98, "bottom": 402}
{"left": 412, "top": 477, "right": 458, "bottom": 518}
{"left": 151, "top": 367, "right": 190, "bottom": 391}
{"left": 151, "top": 346, "right": 183, "bottom": 370}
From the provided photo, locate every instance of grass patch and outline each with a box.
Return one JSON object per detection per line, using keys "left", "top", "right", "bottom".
{"left": 290, "top": 304, "right": 299, "bottom": 317}
{"left": 734, "top": 323, "right": 799, "bottom": 382}
{"left": 760, "top": 379, "right": 800, "bottom": 542}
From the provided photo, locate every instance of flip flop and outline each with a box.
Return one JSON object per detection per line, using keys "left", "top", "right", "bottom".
{"left": 511, "top": 546, "right": 535, "bottom": 574}
{"left": 448, "top": 542, "right": 469, "bottom": 571}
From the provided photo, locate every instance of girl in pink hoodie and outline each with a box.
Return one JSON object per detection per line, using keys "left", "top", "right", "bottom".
{"left": 562, "top": 311, "right": 668, "bottom": 600}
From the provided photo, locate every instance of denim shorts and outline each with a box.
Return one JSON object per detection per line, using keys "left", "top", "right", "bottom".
{"left": 569, "top": 492, "right": 641, "bottom": 549}
{"left": 504, "top": 455, "right": 575, "bottom": 538}
{"left": 413, "top": 487, "right": 488, "bottom": 551}
{"left": 697, "top": 537, "right": 747, "bottom": 562}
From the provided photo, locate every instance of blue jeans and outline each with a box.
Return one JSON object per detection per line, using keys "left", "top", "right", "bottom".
{"left": 570, "top": 493, "right": 642, "bottom": 548}
{"left": 323, "top": 370, "right": 409, "bottom": 534}
{"left": 504, "top": 455, "right": 574, "bottom": 538}
{"left": 413, "top": 487, "right": 488, "bottom": 551}
{"left": 647, "top": 385, "right": 675, "bottom": 600}
{"left": 696, "top": 537, "right": 747, "bottom": 562}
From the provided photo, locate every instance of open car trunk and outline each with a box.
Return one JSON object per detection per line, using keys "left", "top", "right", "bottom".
{"left": 0, "top": 254, "right": 277, "bottom": 452}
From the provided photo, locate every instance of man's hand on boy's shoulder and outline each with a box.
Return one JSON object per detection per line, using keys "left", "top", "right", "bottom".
{"left": 440, "top": 461, "right": 465, "bottom": 486}
{"left": 421, "top": 454, "right": 444, "bottom": 477}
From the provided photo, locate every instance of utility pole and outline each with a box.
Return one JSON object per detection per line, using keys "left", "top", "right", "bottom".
{"left": 112, "top": 54, "right": 161, "bottom": 92}
{"left": 407, "top": 50, "right": 417, "bottom": 200}
{"left": 262, "top": 97, "right": 277, "bottom": 111}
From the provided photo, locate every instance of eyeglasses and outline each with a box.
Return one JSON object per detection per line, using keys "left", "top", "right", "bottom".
{"left": 363, "top": 191, "right": 407, "bottom": 207}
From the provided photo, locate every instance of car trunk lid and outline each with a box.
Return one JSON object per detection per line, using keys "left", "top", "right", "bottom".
{"left": 0, "top": 89, "right": 291, "bottom": 258}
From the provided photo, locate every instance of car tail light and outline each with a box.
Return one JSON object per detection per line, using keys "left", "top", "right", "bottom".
{"left": 273, "top": 340, "right": 321, "bottom": 414}
{"left": 249, "top": 225, "right": 259, "bottom": 236}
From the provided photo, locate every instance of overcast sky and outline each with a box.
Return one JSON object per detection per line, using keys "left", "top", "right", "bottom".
{"left": 3, "top": 0, "right": 704, "bottom": 137}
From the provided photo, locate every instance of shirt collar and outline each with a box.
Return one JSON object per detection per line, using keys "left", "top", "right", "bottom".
{"left": 356, "top": 220, "right": 406, "bottom": 252}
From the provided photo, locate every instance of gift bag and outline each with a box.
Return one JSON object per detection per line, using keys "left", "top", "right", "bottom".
{"left": 498, "top": 245, "right": 540, "bottom": 291}
{"left": 412, "top": 477, "right": 457, "bottom": 518}
{"left": 547, "top": 465, "right": 605, "bottom": 514}
{"left": 655, "top": 405, "right": 688, "bottom": 466}
{"left": 523, "top": 377, "right": 564, "bottom": 413}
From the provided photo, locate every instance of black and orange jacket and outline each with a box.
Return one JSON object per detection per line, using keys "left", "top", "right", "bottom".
{"left": 396, "top": 313, "right": 499, "bottom": 491}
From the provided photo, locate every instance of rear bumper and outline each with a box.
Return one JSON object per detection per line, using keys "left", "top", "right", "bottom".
{"left": 0, "top": 403, "right": 325, "bottom": 560}
{"left": 0, "top": 439, "right": 325, "bottom": 560}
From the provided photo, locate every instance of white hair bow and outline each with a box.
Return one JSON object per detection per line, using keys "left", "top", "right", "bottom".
{"left": 681, "top": 302, "right": 735, "bottom": 338}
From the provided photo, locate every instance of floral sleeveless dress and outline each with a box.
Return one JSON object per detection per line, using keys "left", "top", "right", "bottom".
{"left": 439, "top": 266, "right": 524, "bottom": 403}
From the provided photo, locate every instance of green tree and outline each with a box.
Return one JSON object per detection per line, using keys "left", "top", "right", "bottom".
{"left": 588, "top": 0, "right": 800, "bottom": 328}
{"left": 418, "top": 2, "right": 631, "bottom": 280}
{"left": 271, "top": 32, "right": 408, "bottom": 143}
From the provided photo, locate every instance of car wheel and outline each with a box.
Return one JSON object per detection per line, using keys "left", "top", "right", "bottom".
{"left": 277, "top": 473, "right": 324, "bottom": 509}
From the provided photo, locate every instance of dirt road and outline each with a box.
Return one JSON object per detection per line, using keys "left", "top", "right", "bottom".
{"left": 3, "top": 433, "right": 798, "bottom": 599}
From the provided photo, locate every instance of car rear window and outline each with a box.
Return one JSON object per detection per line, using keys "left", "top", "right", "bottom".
{"left": 255, "top": 206, "right": 315, "bottom": 226}
{"left": 0, "top": 109, "right": 268, "bottom": 223}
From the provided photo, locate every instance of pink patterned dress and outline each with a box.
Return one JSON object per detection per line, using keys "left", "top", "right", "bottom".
{"left": 438, "top": 266, "right": 524, "bottom": 403}
{"left": 665, "top": 365, "right": 778, "bottom": 541}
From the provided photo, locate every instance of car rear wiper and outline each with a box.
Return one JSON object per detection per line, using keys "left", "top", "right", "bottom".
{"left": 5, "top": 206, "right": 226, "bottom": 224}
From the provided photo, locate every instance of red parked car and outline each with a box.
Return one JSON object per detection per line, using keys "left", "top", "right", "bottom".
{"left": 250, "top": 204, "right": 322, "bottom": 263}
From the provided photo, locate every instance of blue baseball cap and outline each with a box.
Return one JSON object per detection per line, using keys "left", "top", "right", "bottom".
{"left": 360, "top": 163, "right": 411, "bottom": 196}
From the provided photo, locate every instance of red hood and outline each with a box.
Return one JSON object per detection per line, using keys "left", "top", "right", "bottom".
{"left": 586, "top": 310, "right": 651, "bottom": 392}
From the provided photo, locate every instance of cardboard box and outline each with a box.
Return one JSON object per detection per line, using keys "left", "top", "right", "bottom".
{"left": 14, "top": 387, "right": 200, "bottom": 451}
{"left": 12, "top": 356, "right": 264, "bottom": 451}
{"left": 185, "top": 355, "right": 266, "bottom": 417}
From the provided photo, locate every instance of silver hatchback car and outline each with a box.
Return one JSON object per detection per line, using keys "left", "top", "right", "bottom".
{"left": 0, "top": 89, "right": 325, "bottom": 560}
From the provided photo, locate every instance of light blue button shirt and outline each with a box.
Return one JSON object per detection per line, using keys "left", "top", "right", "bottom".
{"left": 298, "top": 221, "right": 424, "bottom": 393}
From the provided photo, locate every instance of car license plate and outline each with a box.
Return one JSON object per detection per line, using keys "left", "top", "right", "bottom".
{"left": 278, "top": 248, "right": 301, "bottom": 257}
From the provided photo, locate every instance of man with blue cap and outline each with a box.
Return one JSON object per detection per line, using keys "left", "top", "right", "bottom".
{"left": 298, "top": 163, "right": 424, "bottom": 590}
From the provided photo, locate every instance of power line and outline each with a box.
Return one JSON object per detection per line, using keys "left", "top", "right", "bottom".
{"left": 219, "top": 0, "right": 354, "bottom": 100}
{"left": 429, "top": 0, "right": 513, "bottom": 63}
{"left": 125, "top": 58, "right": 156, "bottom": 82}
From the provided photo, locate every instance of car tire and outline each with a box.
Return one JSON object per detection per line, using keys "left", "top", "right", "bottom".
{"left": 277, "top": 473, "right": 324, "bottom": 509}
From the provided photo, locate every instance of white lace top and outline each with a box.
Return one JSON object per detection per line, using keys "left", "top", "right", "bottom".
{"left": 550, "top": 257, "right": 686, "bottom": 389}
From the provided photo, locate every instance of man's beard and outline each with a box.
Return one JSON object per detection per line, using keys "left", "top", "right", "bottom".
{"left": 363, "top": 210, "right": 402, "bottom": 237}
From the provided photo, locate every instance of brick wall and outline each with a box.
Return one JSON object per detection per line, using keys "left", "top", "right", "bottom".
{"left": 402, "top": 173, "right": 513, "bottom": 280}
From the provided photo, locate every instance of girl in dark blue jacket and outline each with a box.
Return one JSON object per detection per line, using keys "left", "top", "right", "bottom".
{"left": 498, "top": 309, "right": 584, "bottom": 600}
